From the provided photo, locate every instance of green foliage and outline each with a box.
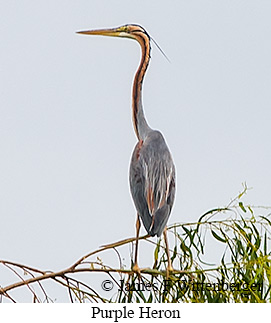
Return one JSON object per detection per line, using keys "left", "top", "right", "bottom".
{"left": 114, "top": 185, "right": 271, "bottom": 303}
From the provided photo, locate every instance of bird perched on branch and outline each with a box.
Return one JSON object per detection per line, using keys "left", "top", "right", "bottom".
{"left": 77, "top": 24, "right": 176, "bottom": 274}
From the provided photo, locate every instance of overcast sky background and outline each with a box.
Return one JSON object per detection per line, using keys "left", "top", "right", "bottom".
{"left": 1, "top": 0, "right": 271, "bottom": 302}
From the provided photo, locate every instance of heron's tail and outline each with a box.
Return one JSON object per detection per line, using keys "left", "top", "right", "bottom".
{"left": 148, "top": 205, "right": 170, "bottom": 237}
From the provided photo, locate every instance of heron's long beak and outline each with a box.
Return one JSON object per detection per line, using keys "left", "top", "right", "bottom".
{"left": 76, "top": 27, "right": 123, "bottom": 38}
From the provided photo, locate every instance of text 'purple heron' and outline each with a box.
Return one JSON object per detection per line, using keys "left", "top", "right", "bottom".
{"left": 77, "top": 24, "right": 176, "bottom": 274}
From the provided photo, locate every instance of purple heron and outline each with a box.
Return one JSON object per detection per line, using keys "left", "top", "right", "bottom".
{"left": 77, "top": 24, "right": 176, "bottom": 274}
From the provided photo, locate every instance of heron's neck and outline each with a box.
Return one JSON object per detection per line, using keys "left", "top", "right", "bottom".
{"left": 132, "top": 33, "right": 152, "bottom": 141}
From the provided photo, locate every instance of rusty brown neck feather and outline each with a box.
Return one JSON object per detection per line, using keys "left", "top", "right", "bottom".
{"left": 132, "top": 32, "right": 151, "bottom": 140}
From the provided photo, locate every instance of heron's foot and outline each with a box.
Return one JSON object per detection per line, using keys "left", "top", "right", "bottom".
{"left": 166, "top": 264, "right": 174, "bottom": 279}
{"left": 132, "top": 263, "right": 141, "bottom": 276}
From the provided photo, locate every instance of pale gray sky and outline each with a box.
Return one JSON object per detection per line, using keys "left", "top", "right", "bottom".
{"left": 1, "top": 0, "right": 271, "bottom": 301}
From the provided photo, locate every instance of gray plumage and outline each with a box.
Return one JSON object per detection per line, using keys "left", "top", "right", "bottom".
{"left": 129, "top": 130, "right": 176, "bottom": 237}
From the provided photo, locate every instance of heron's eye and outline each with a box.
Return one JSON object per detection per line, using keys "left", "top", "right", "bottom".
{"left": 121, "top": 26, "right": 129, "bottom": 32}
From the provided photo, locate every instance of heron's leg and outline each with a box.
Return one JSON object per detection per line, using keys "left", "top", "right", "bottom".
{"left": 163, "top": 228, "right": 173, "bottom": 278}
{"left": 133, "top": 214, "right": 141, "bottom": 274}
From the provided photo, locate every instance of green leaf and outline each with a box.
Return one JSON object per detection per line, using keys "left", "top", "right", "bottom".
{"left": 196, "top": 208, "right": 229, "bottom": 230}
{"left": 259, "top": 215, "right": 271, "bottom": 226}
{"left": 239, "top": 202, "right": 247, "bottom": 213}
{"left": 154, "top": 242, "right": 160, "bottom": 262}
{"left": 211, "top": 230, "right": 227, "bottom": 243}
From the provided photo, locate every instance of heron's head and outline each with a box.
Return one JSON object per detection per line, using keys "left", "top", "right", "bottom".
{"left": 76, "top": 24, "right": 149, "bottom": 41}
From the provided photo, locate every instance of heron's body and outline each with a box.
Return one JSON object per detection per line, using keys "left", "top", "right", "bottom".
{"left": 130, "top": 130, "right": 175, "bottom": 237}
{"left": 77, "top": 24, "right": 176, "bottom": 271}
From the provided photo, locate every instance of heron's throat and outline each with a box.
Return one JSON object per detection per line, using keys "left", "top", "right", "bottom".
{"left": 132, "top": 33, "right": 151, "bottom": 140}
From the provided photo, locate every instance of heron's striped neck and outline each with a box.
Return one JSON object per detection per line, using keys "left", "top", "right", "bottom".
{"left": 132, "top": 32, "right": 151, "bottom": 140}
